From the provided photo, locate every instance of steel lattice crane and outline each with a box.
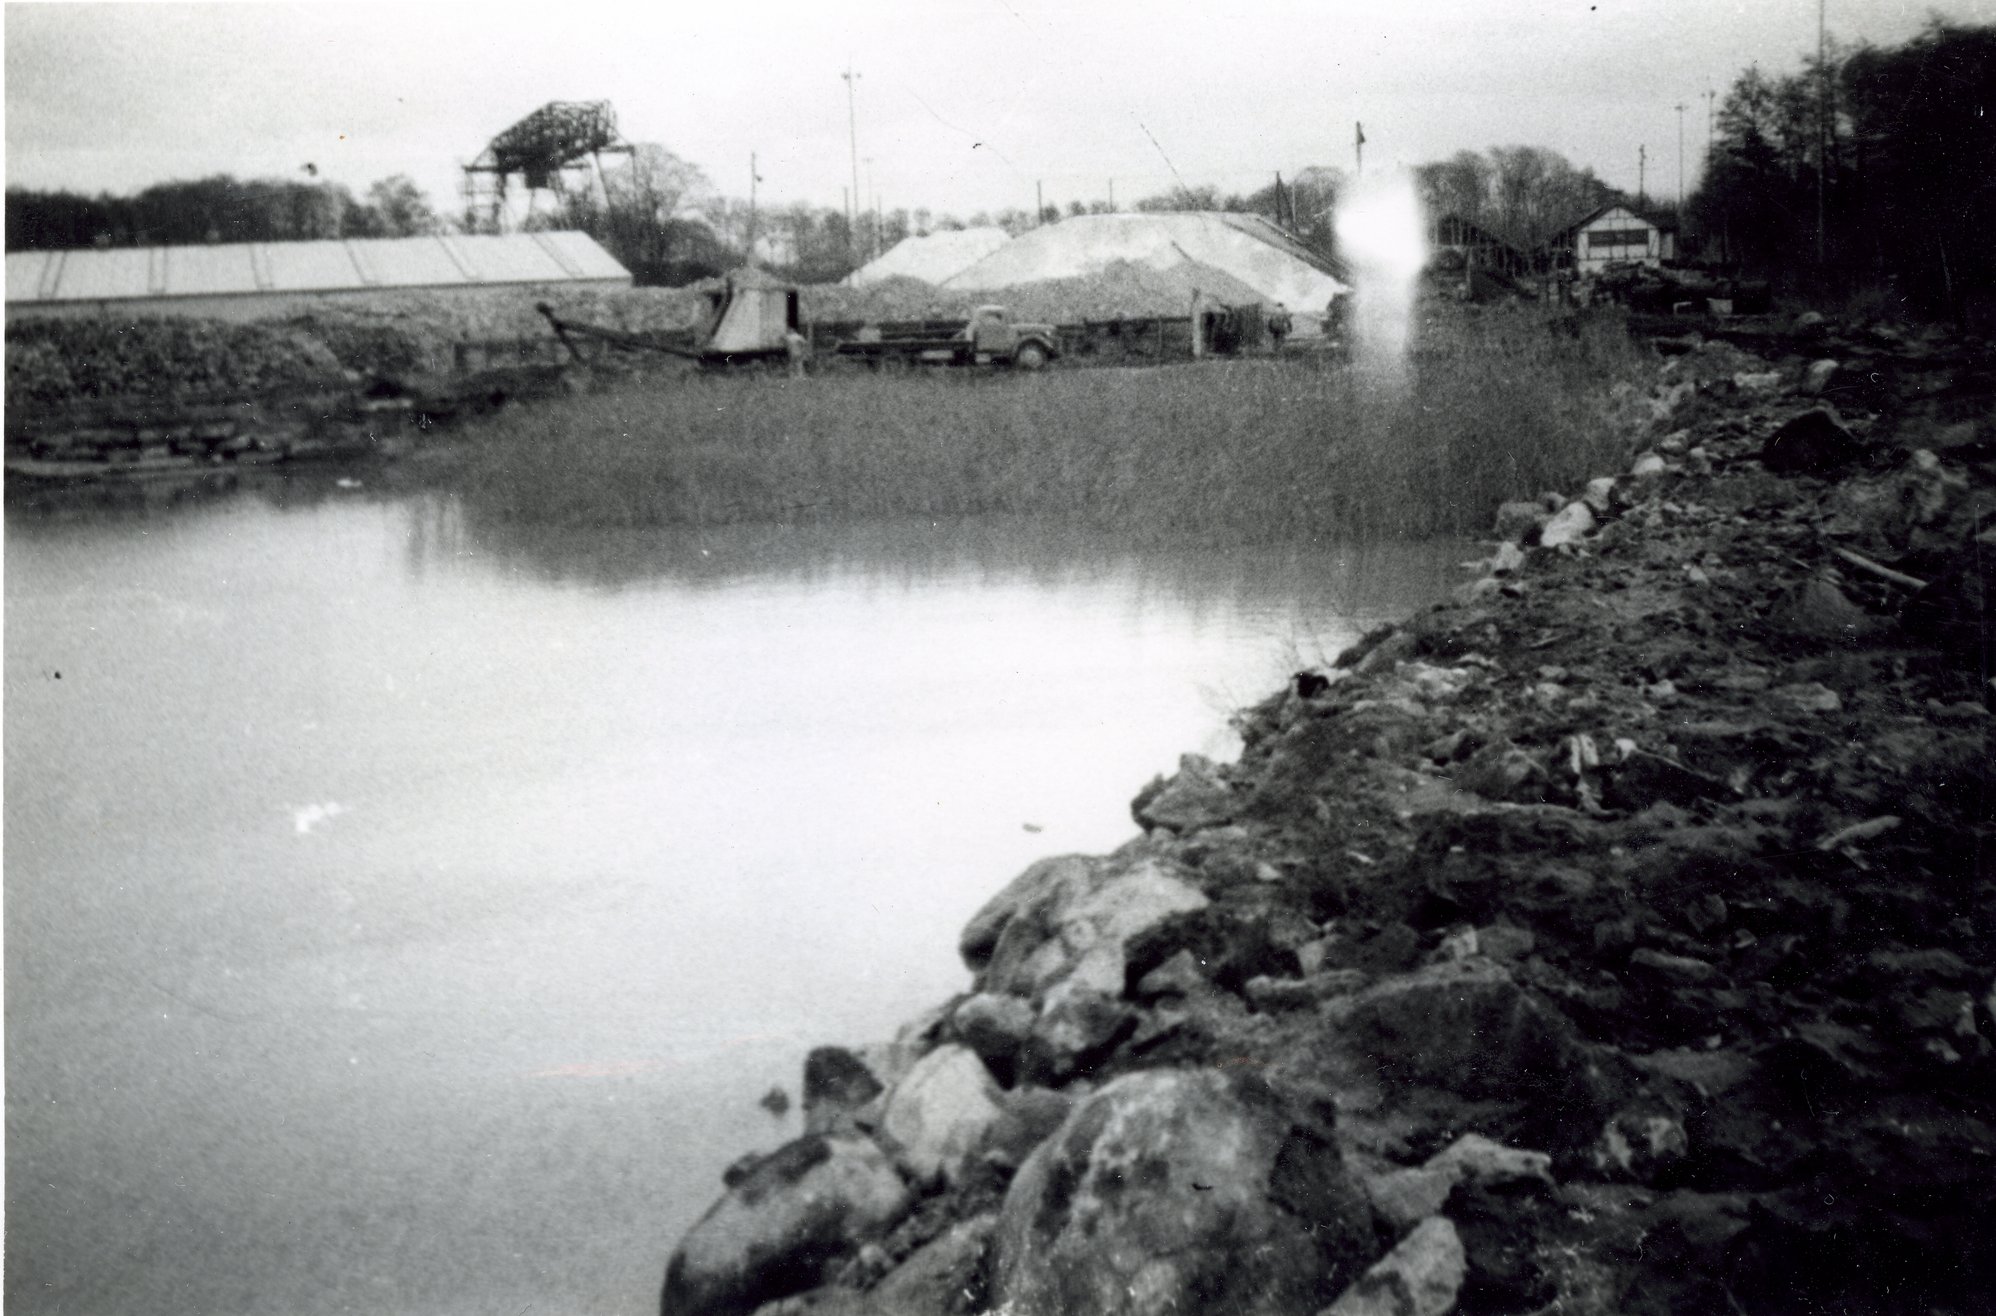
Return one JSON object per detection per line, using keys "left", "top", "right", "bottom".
{"left": 461, "top": 101, "right": 633, "bottom": 233}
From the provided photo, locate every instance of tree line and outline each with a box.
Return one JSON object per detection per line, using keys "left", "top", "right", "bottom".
{"left": 5, "top": 132, "right": 1620, "bottom": 294}
{"left": 16, "top": 19, "right": 1984, "bottom": 316}
{"left": 1691, "top": 17, "right": 1994, "bottom": 316}
{"left": 0, "top": 146, "right": 1656, "bottom": 293}
{"left": 6, "top": 174, "right": 443, "bottom": 250}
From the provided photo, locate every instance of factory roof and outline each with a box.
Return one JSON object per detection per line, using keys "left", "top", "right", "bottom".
{"left": 6, "top": 231, "right": 630, "bottom": 307}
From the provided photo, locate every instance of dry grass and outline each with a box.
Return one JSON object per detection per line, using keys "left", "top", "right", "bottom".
{"left": 453, "top": 305, "right": 1649, "bottom": 542}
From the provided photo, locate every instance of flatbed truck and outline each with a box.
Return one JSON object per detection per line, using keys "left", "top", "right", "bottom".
{"left": 833, "top": 305, "right": 1059, "bottom": 371}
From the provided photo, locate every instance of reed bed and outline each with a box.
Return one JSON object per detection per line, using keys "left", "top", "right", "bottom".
{"left": 454, "top": 308, "right": 1649, "bottom": 543}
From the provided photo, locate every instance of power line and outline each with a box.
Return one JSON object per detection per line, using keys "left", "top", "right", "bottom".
{"left": 1134, "top": 117, "right": 1190, "bottom": 197}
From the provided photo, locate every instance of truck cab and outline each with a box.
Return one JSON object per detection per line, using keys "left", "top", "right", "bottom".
{"left": 964, "top": 306, "right": 1058, "bottom": 369}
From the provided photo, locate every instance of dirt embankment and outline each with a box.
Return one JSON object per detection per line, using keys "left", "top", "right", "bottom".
{"left": 652, "top": 314, "right": 1993, "bottom": 1316}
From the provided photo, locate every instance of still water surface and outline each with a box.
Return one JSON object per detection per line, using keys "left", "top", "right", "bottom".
{"left": 6, "top": 475, "right": 1466, "bottom": 1315}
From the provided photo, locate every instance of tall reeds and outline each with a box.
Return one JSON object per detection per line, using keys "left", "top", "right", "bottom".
{"left": 454, "top": 307, "right": 1649, "bottom": 543}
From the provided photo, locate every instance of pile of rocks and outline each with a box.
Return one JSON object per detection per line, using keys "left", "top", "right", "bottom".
{"left": 660, "top": 323, "right": 1994, "bottom": 1316}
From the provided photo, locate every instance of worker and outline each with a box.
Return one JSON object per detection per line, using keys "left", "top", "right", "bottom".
{"left": 1323, "top": 294, "right": 1348, "bottom": 338}
{"left": 1267, "top": 302, "right": 1293, "bottom": 353}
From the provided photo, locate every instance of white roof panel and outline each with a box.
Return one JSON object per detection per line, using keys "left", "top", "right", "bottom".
{"left": 48, "top": 247, "right": 154, "bottom": 301}
{"left": 162, "top": 244, "right": 258, "bottom": 296}
{"left": 445, "top": 235, "right": 569, "bottom": 284}
{"left": 535, "top": 230, "right": 631, "bottom": 280}
{"left": 261, "top": 241, "right": 368, "bottom": 291}
{"left": 6, "top": 232, "right": 631, "bottom": 305}
{"left": 360, "top": 237, "right": 472, "bottom": 287}
{"left": 5, "top": 250, "right": 58, "bottom": 301}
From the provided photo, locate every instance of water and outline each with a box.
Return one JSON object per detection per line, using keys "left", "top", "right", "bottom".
{"left": 5, "top": 473, "right": 1467, "bottom": 1315}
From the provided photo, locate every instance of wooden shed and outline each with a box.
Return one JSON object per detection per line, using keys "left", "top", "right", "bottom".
{"left": 1543, "top": 205, "right": 1678, "bottom": 277}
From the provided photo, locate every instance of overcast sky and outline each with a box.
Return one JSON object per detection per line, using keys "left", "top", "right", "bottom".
{"left": 6, "top": 1, "right": 1988, "bottom": 223}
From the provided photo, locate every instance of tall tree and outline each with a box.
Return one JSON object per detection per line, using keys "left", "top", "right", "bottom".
{"left": 360, "top": 175, "right": 442, "bottom": 237}
{"left": 1841, "top": 20, "right": 1996, "bottom": 314}
{"left": 1688, "top": 18, "right": 1994, "bottom": 312}
{"left": 1415, "top": 152, "right": 1495, "bottom": 228}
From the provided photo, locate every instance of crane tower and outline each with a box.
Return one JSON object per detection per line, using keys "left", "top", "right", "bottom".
{"left": 461, "top": 101, "right": 633, "bottom": 234}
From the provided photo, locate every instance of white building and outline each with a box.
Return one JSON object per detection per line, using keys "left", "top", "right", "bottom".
{"left": 1546, "top": 204, "right": 1678, "bottom": 276}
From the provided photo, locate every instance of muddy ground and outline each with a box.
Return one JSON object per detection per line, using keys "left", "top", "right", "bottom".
{"left": 660, "top": 315, "right": 1993, "bottom": 1316}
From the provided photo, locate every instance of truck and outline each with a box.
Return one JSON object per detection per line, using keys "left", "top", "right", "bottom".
{"left": 833, "top": 305, "right": 1059, "bottom": 371}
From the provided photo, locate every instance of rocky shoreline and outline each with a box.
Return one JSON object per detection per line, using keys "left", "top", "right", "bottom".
{"left": 660, "top": 317, "right": 1994, "bottom": 1316}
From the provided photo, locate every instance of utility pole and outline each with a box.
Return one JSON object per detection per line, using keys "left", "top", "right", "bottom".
{"left": 1108, "top": 179, "right": 1115, "bottom": 210}
{"left": 1675, "top": 104, "right": 1686, "bottom": 211}
{"left": 1036, "top": 180, "right": 1044, "bottom": 226}
{"left": 1355, "top": 122, "right": 1365, "bottom": 177}
{"left": 1816, "top": 0, "right": 1828, "bottom": 266}
{"left": 842, "top": 61, "right": 862, "bottom": 259}
{"left": 1638, "top": 144, "right": 1646, "bottom": 207}
{"left": 747, "top": 151, "right": 759, "bottom": 262}
{"left": 1705, "top": 88, "right": 1721, "bottom": 264}
{"left": 864, "top": 155, "right": 876, "bottom": 257}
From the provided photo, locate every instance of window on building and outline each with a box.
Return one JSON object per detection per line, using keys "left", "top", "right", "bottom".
{"left": 1587, "top": 228, "right": 1652, "bottom": 250}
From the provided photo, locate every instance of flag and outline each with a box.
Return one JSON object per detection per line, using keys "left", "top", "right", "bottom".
{"left": 1356, "top": 122, "right": 1366, "bottom": 147}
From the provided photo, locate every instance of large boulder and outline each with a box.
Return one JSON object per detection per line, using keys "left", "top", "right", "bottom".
{"left": 976, "top": 1086, "right": 1078, "bottom": 1175}
{"left": 948, "top": 992, "right": 1035, "bottom": 1082}
{"left": 959, "top": 855, "right": 1092, "bottom": 973}
{"left": 990, "top": 1068, "right": 1372, "bottom": 1315}
{"left": 1018, "top": 980, "right": 1136, "bottom": 1083}
{"left": 960, "top": 852, "right": 1209, "bottom": 1001}
{"left": 1320, "top": 1217, "right": 1466, "bottom": 1316}
{"left": 746, "top": 1215, "right": 997, "bottom": 1316}
{"left": 1362, "top": 1133, "right": 1554, "bottom": 1229}
{"left": 1761, "top": 408, "right": 1865, "bottom": 475}
{"left": 877, "top": 1044, "right": 1006, "bottom": 1186}
{"left": 1133, "top": 753, "right": 1238, "bottom": 833}
{"left": 663, "top": 1135, "right": 913, "bottom": 1316}
{"left": 1336, "top": 958, "right": 1602, "bottom": 1147}
{"left": 1538, "top": 501, "right": 1596, "bottom": 549}
{"left": 801, "top": 1047, "right": 886, "bottom": 1137}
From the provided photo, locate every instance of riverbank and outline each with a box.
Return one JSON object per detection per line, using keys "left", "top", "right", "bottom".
{"left": 658, "top": 319, "right": 1994, "bottom": 1316}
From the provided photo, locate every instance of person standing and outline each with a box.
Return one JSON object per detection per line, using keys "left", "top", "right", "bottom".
{"left": 1267, "top": 301, "right": 1293, "bottom": 353}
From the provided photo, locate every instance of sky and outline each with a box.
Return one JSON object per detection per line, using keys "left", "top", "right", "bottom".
{"left": 6, "top": 0, "right": 1990, "bottom": 223}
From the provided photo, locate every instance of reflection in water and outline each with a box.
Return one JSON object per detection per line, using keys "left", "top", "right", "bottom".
{"left": 437, "top": 490, "right": 1461, "bottom": 644}
{"left": 6, "top": 477, "right": 1468, "bottom": 1316}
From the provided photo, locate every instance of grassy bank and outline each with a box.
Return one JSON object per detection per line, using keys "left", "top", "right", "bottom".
{"left": 454, "top": 307, "right": 1649, "bottom": 542}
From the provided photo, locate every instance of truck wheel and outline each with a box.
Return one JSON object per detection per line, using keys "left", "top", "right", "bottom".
{"left": 1013, "top": 342, "right": 1049, "bottom": 371}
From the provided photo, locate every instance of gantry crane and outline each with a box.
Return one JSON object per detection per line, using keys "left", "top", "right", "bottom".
{"left": 461, "top": 101, "right": 633, "bottom": 234}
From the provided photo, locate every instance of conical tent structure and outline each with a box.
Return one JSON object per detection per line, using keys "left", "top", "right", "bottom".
{"left": 941, "top": 213, "right": 1346, "bottom": 329}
